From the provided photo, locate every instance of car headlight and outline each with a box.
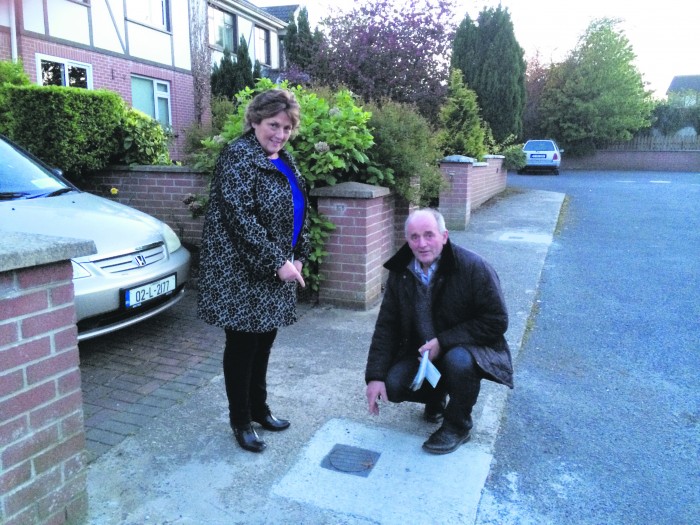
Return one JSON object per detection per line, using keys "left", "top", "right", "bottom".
{"left": 162, "top": 223, "right": 182, "bottom": 253}
{"left": 71, "top": 261, "right": 91, "bottom": 279}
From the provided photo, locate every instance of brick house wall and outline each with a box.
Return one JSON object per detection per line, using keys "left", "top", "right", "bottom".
{"left": 1, "top": 233, "right": 95, "bottom": 525}
{"left": 13, "top": 37, "right": 196, "bottom": 162}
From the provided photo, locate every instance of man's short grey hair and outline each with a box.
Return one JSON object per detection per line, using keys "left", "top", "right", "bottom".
{"left": 404, "top": 208, "right": 447, "bottom": 238}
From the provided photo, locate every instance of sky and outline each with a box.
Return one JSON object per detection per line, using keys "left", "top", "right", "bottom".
{"left": 254, "top": 0, "right": 700, "bottom": 98}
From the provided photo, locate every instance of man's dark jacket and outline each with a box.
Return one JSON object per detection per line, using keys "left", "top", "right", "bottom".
{"left": 365, "top": 240, "right": 513, "bottom": 388}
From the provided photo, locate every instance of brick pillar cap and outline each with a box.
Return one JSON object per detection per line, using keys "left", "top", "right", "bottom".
{"left": 0, "top": 232, "right": 96, "bottom": 272}
{"left": 310, "top": 181, "right": 390, "bottom": 199}
{"left": 442, "top": 155, "right": 475, "bottom": 163}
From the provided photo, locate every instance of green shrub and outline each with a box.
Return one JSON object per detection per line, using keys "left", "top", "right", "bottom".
{"left": 365, "top": 98, "right": 445, "bottom": 206}
{"left": 195, "top": 78, "right": 378, "bottom": 188}
{"left": 112, "top": 107, "right": 171, "bottom": 165}
{"left": 5, "top": 85, "right": 123, "bottom": 181}
{"left": 499, "top": 143, "right": 526, "bottom": 172}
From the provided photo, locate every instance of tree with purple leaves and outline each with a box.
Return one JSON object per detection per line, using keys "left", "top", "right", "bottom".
{"left": 312, "top": 0, "right": 457, "bottom": 124}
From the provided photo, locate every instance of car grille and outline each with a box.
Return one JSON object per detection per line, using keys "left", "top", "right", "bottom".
{"left": 92, "top": 242, "right": 165, "bottom": 274}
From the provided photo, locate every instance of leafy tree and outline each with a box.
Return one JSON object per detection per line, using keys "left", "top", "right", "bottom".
{"left": 312, "top": 0, "right": 456, "bottom": 123}
{"left": 438, "top": 69, "right": 488, "bottom": 160}
{"left": 522, "top": 52, "right": 550, "bottom": 139}
{"left": 0, "top": 60, "right": 31, "bottom": 136}
{"left": 284, "top": 7, "right": 322, "bottom": 71}
{"left": 451, "top": 6, "right": 525, "bottom": 143}
{"left": 539, "top": 18, "right": 654, "bottom": 155}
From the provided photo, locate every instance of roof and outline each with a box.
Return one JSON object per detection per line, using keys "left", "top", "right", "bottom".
{"left": 262, "top": 5, "right": 300, "bottom": 23}
{"left": 667, "top": 75, "right": 700, "bottom": 94}
{"left": 228, "top": 0, "right": 289, "bottom": 28}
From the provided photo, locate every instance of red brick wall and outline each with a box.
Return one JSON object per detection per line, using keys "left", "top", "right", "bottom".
{"left": 439, "top": 156, "right": 506, "bottom": 230}
{"left": 84, "top": 166, "right": 208, "bottom": 248}
{"left": 9, "top": 36, "right": 196, "bottom": 161}
{"left": 0, "top": 263, "right": 88, "bottom": 525}
{"left": 562, "top": 150, "right": 700, "bottom": 171}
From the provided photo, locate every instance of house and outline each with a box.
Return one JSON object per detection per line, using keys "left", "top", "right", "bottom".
{"left": 0, "top": 0, "right": 292, "bottom": 161}
{"left": 667, "top": 75, "right": 700, "bottom": 106}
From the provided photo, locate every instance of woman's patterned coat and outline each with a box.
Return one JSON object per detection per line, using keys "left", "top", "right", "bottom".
{"left": 197, "top": 131, "right": 310, "bottom": 333}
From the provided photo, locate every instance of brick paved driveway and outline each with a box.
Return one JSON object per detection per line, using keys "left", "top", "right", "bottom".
{"left": 78, "top": 289, "right": 224, "bottom": 462}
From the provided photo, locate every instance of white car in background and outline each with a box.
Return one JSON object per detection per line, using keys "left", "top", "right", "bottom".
{"left": 520, "top": 139, "right": 563, "bottom": 175}
{"left": 0, "top": 135, "right": 190, "bottom": 341}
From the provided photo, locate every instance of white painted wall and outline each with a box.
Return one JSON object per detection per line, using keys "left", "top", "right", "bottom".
{"left": 22, "top": 0, "right": 45, "bottom": 34}
{"left": 91, "top": 0, "right": 126, "bottom": 54}
{"left": 47, "top": 0, "right": 90, "bottom": 45}
{"left": 127, "top": 22, "right": 173, "bottom": 65}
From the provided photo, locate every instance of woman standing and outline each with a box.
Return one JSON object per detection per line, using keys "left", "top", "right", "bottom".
{"left": 197, "top": 89, "right": 310, "bottom": 453}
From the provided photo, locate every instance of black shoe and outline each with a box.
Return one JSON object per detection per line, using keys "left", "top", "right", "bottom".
{"left": 232, "top": 424, "right": 266, "bottom": 453}
{"left": 252, "top": 411, "right": 290, "bottom": 432}
{"left": 422, "top": 425, "right": 471, "bottom": 455}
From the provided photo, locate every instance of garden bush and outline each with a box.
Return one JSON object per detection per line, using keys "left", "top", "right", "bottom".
{"left": 112, "top": 107, "right": 172, "bottom": 166}
{"left": 5, "top": 85, "right": 123, "bottom": 181}
{"left": 364, "top": 98, "right": 445, "bottom": 206}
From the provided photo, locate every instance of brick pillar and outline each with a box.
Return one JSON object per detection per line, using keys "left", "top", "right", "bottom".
{"left": 1, "top": 233, "right": 95, "bottom": 525}
{"left": 439, "top": 156, "right": 475, "bottom": 230}
{"left": 311, "top": 182, "right": 393, "bottom": 309}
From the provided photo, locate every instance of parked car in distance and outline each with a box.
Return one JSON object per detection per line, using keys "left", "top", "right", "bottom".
{"left": 519, "top": 139, "right": 563, "bottom": 175}
{"left": 0, "top": 135, "right": 190, "bottom": 341}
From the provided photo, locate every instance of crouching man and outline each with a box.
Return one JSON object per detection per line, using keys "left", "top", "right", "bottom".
{"left": 365, "top": 208, "right": 513, "bottom": 454}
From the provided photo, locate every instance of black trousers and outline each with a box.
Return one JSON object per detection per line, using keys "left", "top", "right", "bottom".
{"left": 223, "top": 328, "right": 278, "bottom": 426}
{"left": 384, "top": 346, "right": 482, "bottom": 432}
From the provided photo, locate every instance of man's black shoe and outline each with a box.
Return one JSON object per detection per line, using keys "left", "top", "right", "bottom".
{"left": 232, "top": 424, "right": 266, "bottom": 453}
{"left": 252, "top": 412, "right": 290, "bottom": 431}
{"left": 422, "top": 425, "right": 470, "bottom": 455}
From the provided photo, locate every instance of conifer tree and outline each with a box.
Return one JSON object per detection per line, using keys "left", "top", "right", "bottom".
{"left": 451, "top": 6, "right": 525, "bottom": 143}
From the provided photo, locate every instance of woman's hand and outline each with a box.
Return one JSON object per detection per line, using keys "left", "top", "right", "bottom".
{"left": 277, "top": 260, "right": 305, "bottom": 288}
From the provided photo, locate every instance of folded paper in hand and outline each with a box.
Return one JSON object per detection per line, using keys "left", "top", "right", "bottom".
{"left": 410, "top": 352, "right": 441, "bottom": 391}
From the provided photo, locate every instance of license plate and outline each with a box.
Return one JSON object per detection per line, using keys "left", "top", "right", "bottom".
{"left": 530, "top": 154, "right": 547, "bottom": 158}
{"left": 123, "top": 274, "right": 176, "bottom": 308}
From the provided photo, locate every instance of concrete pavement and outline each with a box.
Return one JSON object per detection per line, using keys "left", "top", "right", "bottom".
{"left": 84, "top": 186, "right": 565, "bottom": 524}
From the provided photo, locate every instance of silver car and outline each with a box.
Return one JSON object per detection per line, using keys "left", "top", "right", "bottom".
{"left": 0, "top": 135, "right": 190, "bottom": 341}
{"left": 520, "top": 139, "right": 563, "bottom": 175}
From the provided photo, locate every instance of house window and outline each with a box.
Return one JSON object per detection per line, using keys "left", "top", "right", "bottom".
{"left": 208, "top": 6, "right": 236, "bottom": 52}
{"left": 37, "top": 54, "right": 92, "bottom": 89}
{"left": 131, "top": 75, "right": 171, "bottom": 127}
{"left": 255, "top": 26, "right": 271, "bottom": 65}
{"left": 126, "top": 0, "right": 170, "bottom": 31}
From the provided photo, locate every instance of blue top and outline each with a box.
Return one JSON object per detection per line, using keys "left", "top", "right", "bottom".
{"left": 270, "top": 157, "right": 304, "bottom": 248}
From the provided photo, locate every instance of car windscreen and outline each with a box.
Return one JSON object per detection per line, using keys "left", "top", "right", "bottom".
{"left": 0, "top": 138, "right": 68, "bottom": 200}
{"left": 524, "top": 141, "right": 555, "bottom": 151}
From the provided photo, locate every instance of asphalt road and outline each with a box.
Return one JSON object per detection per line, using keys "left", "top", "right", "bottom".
{"left": 477, "top": 171, "right": 700, "bottom": 524}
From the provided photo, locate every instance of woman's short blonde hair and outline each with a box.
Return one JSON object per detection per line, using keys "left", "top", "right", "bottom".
{"left": 243, "top": 89, "right": 301, "bottom": 133}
